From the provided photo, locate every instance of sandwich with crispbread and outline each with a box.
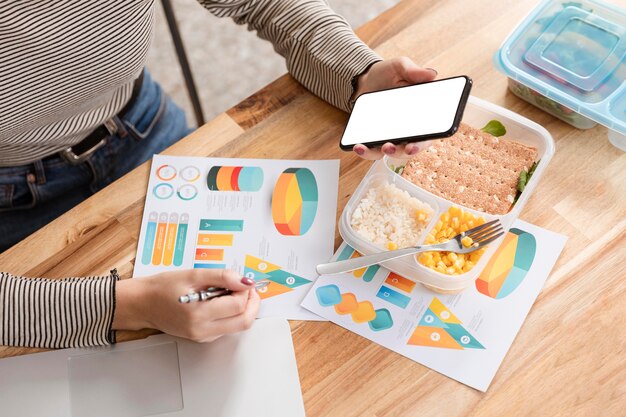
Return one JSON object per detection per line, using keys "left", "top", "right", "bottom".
{"left": 401, "top": 122, "right": 538, "bottom": 215}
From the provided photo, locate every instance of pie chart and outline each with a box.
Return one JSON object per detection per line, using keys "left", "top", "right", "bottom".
{"left": 271, "top": 168, "right": 318, "bottom": 236}
{"left": 475, "top": 228, "right": 536, "bottom": 299}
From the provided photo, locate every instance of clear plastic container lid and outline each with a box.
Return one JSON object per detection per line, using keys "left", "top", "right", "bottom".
{"left": 495, "top": 0, "right": 626, "bottom": 135}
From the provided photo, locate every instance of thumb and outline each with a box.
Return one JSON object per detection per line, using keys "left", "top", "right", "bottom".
{"left": 399, "top": 61, "right": 438, "bottom": 84}
{"left": 191, "top": 269, "right": 255, "bottom": 292}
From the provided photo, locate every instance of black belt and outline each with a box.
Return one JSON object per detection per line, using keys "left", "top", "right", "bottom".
{"left": 59, "top": 71, "right": 145, "bottom": 164}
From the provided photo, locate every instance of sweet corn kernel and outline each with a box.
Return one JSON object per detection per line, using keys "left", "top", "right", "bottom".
{"left": 386, "top": 241, "right": 398, "bottom": 250}
{"left": 454, "top": 259, "right": 465, "bottom": 270}
{"left": 420, "top": 253, "right": 436, "bottom": 267}
{"left": 461, "top": 236, "right": 473, "bottom": 248}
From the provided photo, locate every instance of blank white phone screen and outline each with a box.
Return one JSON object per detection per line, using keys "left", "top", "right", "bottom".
{"left": 341, "top": 76, "right": 468, "bottom": 146}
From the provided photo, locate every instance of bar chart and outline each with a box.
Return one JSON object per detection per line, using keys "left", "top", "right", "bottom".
{"left": 193, "top": 219, "right": 244, "bottom": 269}
{"left": 141, "top": 211, "right": 189, "bottom": 267}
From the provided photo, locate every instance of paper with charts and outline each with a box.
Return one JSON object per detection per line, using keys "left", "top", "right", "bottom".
{"left": 134, "top": 154, "right": 340, "bottom": 320}
{"left": 301, "top": 220, "right": 567, "bottom": 390}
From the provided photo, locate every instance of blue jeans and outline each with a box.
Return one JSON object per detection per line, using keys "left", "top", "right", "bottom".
{"left": 0, "top": 70, "right": 192, "bottom": 253}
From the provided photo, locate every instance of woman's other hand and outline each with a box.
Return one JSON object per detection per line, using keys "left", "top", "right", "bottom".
{"left": 352, "top": 57, "right": 437, "bottom": 160}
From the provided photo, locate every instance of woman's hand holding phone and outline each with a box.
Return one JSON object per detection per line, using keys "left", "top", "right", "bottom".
{"left": 351, "top": 57, "right": 439, "bottom": 160}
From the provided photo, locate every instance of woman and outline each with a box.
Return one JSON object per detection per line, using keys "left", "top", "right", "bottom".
{"left": 0, "top": 0, "right": 437, "bottom": 348}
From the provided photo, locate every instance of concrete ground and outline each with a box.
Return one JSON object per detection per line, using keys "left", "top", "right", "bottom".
{"left": 145, "top": 0, "right": 400, "bottom": 128}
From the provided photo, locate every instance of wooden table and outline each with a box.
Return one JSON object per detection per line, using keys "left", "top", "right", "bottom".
{"left": 2, "top": 0, "right": 625, "bottom": 415}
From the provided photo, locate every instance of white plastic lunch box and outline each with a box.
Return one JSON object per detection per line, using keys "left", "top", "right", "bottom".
{"left": 339, "top": 96, "right": 555, "bottom": 293}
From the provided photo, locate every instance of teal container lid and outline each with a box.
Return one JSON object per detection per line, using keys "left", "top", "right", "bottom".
{"left": 495, "top": 0, "right": 626, "bottom": 134}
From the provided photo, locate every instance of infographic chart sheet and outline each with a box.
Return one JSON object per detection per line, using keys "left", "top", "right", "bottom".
{"left": 134, "top": 155, "right": 340, "bottom": 320}
{"left": 301, "top": 220, "right": 567, "bottom": 390}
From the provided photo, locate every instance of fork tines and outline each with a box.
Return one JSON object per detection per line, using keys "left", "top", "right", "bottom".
{"left": 464, "top": 219, "right": 504, "bottom": 246}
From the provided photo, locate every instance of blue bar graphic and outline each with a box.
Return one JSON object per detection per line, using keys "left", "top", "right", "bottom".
{"left": 336, "top": 244, "right": 355, "bottom": 261}
{"left": 173, "top": 221, "right": 188, "bottom": 267}
{"left": 362, "top": 264, "right": 380, "bottom": 282}
{"left": 193, "top": 263, "right": 227, "bottom": 269}
{"left": 141, "top": 214, "right": 158, "bottom": 265}
{"left": 376, "top": 285, "right": 411, "bottom": 309}
{"left": 199, "top": 219, "right": 244, "bottom": 232}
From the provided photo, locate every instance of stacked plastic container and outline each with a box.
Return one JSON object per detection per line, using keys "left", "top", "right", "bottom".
{"left": 339, "top": 96, "right": 555, "bottom": 293}
{"left": 494, "top": 0, "right": 626, "bottom": 151}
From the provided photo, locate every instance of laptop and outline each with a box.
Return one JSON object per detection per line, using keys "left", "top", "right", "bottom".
{"left": 0, "top": 318, "right": 305, "bottom": 417}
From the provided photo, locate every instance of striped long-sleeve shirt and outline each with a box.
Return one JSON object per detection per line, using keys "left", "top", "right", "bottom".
{"left": 0, "top": 0, "right": 381, "bottom": 166}
{"left": 0, "top": 0, "right": 381, "bottom": 347}
{"left": 0, "top": 271, "right": 117, "bottom": 348}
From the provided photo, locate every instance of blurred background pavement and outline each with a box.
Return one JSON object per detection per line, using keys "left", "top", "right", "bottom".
{"left": 146, "top": 0, "right": 401, "bottom": 127}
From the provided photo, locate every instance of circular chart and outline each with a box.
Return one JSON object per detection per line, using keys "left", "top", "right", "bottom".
{"left": 156, "top": 164, "right": 177, "bottom": 181}
{"left": 271, "top": 167, "right": 318, "bottom": 236}
{"left": 153, "top": 183, "right": 174, "bottom": 199}
{"left": 180, "top": 166, "right": 201, "bottom": 182}
{"left": 177, "top": 184, "right": 198, "bottom": 200}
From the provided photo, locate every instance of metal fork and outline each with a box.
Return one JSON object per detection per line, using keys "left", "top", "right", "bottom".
{"left": 316, "top": 219, "right": 504, "bottom": 275}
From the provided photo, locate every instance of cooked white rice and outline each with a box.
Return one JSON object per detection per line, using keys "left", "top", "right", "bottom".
{"left": 350, "top": 183, "right": 433, "bottom": 249}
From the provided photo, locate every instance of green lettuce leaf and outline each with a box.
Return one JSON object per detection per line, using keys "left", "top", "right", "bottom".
{"left": 481, "top": 120, "right": 507, "bottom": 137}
{"left": 513, "top": 160, "right": 539, "bottom": 205}
{"left": 517, "top": 170, "right": 528, "bottom": 193}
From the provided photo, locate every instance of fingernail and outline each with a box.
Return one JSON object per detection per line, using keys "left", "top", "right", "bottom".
{"left": 384, "top": 145, "right": 397, "bottom": 155}
{"left": 354, "top": 146, "right": 365, "bottom": 156}
{"left": 426, "top": 68, "right": 438, "bottom": 76}
{"left": 241, "top": 277, "right": 255, "bottom": 286}
{"left": 409, "top": 145, "right": 420, "bottom": 155}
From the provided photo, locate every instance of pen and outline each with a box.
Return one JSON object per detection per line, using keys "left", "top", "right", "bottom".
{"left": 178, "top": 280, "right": 270, "bottom": 303}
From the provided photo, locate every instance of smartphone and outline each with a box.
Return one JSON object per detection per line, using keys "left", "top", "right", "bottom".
{"left": 339, "top": 75, "right": 472, "bottom": 150}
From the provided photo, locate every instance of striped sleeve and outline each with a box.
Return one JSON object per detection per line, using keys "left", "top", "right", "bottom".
{"left": 198, "top": 0, "right": 382, "bottom": 112}
{"left": 0, "top": 271, "right": 118, "bottom": 348}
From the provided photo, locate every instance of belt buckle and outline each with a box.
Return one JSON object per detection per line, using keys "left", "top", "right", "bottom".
{"left": 60, "top": 119, "right": 117, "bottom": 165}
